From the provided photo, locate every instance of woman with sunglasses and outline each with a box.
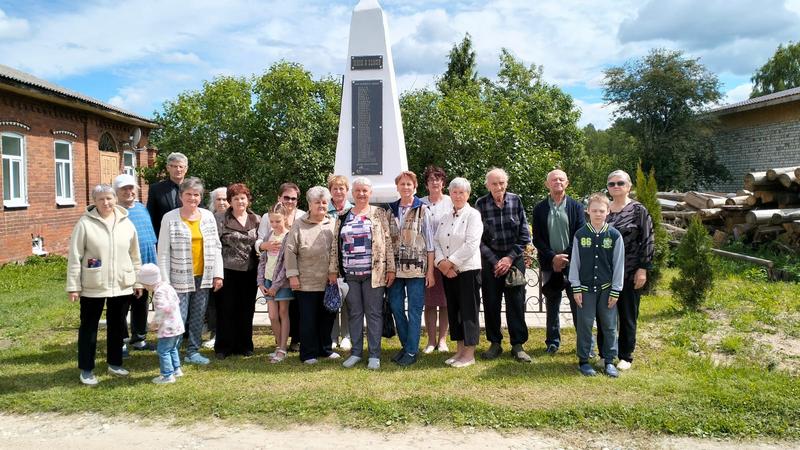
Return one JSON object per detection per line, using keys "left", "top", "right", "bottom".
{"left": 598, "top": 170, "right": 654, "bottom": 372}
{"left": 256, "top": 182, "right": 307, "bottom": 352}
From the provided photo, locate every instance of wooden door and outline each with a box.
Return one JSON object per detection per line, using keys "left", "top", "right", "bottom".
{"left": 99, "top": 152, "right": 120, "bottom": 185}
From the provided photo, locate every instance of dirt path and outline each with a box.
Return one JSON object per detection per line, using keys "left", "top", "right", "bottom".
{"left": 0, "top": 413, "right": 796, "bottom": 449}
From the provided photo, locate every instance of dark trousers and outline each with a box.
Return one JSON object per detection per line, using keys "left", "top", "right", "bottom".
{"left": 543, "top": 270, "right": 578, "bottom": 349}
{"left": 296, "top": 291, "right": 336, "bottom": 362}
{"left": 215, "top": 268, "right": 257, "bottom": 355}
{"left": 444, "top": 269, "right": 482, "bottom": 346}
{"left": 289, "top": 296, "right": 300, "bottom": 343}
{"left": 121, "top": 293, "right": 149, "bottom": 345}
{"left": 481, "top": 256, "right": 528, "bottom": 346}
{"left": 78, "top": 295, "right": 130, "bottom": 371}
{"left": 597, "top": 278, "right": 640, "bottom": 362}
{"left": 206, "top": 288, "right": 220, "bottom": 336}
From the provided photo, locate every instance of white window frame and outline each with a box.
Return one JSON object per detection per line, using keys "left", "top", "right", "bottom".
{"left": 54, "top": 140, "right": 75, "bottom": 205}
{"left": 123, "top": 150, "right": 136, "bottom": 176}
{"left": 1, "top": 132, "right": 28, "bottom": 208}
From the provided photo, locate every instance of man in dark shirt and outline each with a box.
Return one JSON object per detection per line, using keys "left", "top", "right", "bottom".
{"left": 475, "top": 168, "right": 533, "bottom": 362}
{"left": 531, "top": 169, "right": 586, "bottom": 354}
{"left": 147, "top": 152, "right": 188, "bottom": 238}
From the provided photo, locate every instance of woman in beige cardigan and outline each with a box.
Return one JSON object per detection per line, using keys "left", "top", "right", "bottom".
{"left": 328, "top": 177, "right": 395, "bottom": 370}
{"left": 67, "top": 184, "right": 142, "bottom": 385}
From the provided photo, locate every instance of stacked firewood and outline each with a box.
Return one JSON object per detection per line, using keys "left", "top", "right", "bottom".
{"left": 657, "top": 166, "right": 800, "bottom": 250}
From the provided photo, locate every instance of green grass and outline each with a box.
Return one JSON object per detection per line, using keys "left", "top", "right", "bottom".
{"left": 1, "top": 255, "right": 799, "bottom": 437}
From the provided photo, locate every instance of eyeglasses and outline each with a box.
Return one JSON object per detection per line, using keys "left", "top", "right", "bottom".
{"left": 607, "top": 181, "right": 626, "bottom": 187}
{"left": 282, "top": 195, "right": 298, "bottom": 202}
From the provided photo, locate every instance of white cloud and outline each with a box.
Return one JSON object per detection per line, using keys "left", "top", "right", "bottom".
{"left": 0, "top": 9, "right": 29, "bottom": 40}
{"left": 720, "top": 83, "right": 754, "bottom": 106}
{"left": 160, "top": 52, "right": 202, "bottom": 65}
{"left": 575, "top": 99, "right": 616, "bottom": 130}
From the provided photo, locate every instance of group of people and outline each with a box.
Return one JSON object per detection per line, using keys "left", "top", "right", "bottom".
{"left": 66, "top": 151, "right": 653, "bottom": 385}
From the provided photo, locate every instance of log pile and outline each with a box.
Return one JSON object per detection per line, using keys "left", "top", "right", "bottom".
{"left": 656, "top": 166, "right": 800, "bottom": 250}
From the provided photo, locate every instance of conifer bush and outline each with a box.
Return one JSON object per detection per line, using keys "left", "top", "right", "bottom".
{"left": 670, "top": 215, "right": 714, "bottom": 311}
{"left": 634, "top": 162, "right": 669, "bottom": 293}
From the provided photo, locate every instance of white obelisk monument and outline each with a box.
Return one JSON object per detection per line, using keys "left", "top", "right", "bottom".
{"left": 333, "top": 0, "right": 407, "bottom": 203}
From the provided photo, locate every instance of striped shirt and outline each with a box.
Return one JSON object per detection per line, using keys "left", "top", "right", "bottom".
{"left": 340, "top": 211, "right": 374, "bottom": 275}
{"left": 475, "top": 192, "right": 531, "bottom": 265}
{"left": 126, "top": 202, "right": 157, "bottom": 264}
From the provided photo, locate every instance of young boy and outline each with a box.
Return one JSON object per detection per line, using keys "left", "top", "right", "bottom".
{"left": 568, "top": 193, "right": 625, "bottom": 377}
{"left": 137, "top": 263, "right": 185, "bottom": 384}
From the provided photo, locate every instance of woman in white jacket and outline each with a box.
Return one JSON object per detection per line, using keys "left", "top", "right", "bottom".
{"left": 158, "top": 177, "right": 223, "bottom": 365}
{"left": 67, "top": 184, "right": 142, "bottom": 385}
{"left": 433, "top": 177, "right": 483, "bottom": 368}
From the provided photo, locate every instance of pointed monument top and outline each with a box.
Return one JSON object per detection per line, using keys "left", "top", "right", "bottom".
{"left": 354, "top": 0, "right": 381, "bottom": 12}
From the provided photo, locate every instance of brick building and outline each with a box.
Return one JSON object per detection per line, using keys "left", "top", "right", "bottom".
{"left": 0, "top": 64, "right": 159, "bottom": 264}
{"left": 710, "top": 87, "right": 800, "bottom": 192}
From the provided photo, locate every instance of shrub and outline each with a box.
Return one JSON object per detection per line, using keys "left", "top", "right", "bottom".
{"left": 671, "top": 216, "right": 714, "bottom": 311}
{"left": 635, "top": 162, "right": 669, "bottom": 292}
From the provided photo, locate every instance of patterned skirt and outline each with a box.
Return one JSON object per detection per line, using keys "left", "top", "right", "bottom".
{"left": 425, "top": 268, "right": 447, "bottom": 308}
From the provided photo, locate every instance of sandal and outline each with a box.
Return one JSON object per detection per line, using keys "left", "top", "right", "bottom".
{"left": 270, "top": 349, "right": 287, "bottom": 364}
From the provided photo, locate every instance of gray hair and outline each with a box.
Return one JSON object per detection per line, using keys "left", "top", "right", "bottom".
{"left": 306, "top": 186, "right": 332, "bottom": 203}
{"left": 351, "top": 176, "right": 372, "bottom": 188}
{"left": 449, "top": 177, "right": 472, "bottom": 193}
{"left": 207, "top": 187, "right": 227, "bottom": 209}
{"left": 607, "top": 169, "right": 632, "bottom": 185}
{"left": 484, "top": 167, "right": 509, "bottom": 185}
{"left": 180, "top": 177, "right": 205, "bottom": 196}
{"left": 167, "top": 152, "right": 188, "bottom": 166}
{"left": 92, "top": 184, "right": 116, "bottom": 200}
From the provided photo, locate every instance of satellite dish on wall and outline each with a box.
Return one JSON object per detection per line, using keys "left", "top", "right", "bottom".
{"left": 130, "top": 127, "right": 142, "bottom": 147}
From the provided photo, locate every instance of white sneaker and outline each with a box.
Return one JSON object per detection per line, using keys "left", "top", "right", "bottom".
{"left": 444, "top": 357, "right": 457, "bottom": 366}
{"left": 304, "top": 358, "right": 319, "bottom": 365}
{"left": 79, "top": 371, "right": 98, "bottom": 386}
{"left": 340, "top": 337, "right": 352, "bottom": 351}
{"left": 617, "top": 360, "right": 632, "bottom": 370}
{"left": 367, "top": 358, "right": 380, "bottom": 370}
{"left": 152, "top": 375, "right": 176, "bottom": 384}
{"left": 107, "top": 366, "right": 129, "bottom": 377}
{"left": 423, "top": 345, "right": 435, "bottom": 354}
{"left": 437, "top": 343, "right": 449, "bottom": 352}
{"left": 173, "top": 367, "right": 184, "bottom": 377}
{"left": 331, "top": 342, "right": 338, "bottom": 349}
{"left": 202, "top": 338, "right": 216, "bottom": 349}
{"left": 327, "top": 351, "right": 341, "bottom": 360}
{"left": 342, "top": 355, "right": 362, "bottom": 368}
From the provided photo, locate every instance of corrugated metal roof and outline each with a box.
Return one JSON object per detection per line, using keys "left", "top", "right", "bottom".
{"left": 710, "top": 86, "right": 800, "bottom": 115}
{"left": 0, "top": 64, "right": 158, "bottom": 126}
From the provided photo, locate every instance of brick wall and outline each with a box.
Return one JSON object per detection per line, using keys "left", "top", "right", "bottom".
{"left": 711, "top": 102, "right": 800, "bottom": 192}
{"left": 0, "top": 91, "right": 156, "bottom": 264}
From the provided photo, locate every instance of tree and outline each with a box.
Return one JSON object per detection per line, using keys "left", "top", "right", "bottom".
{"left": 148, "top": 61, "right": 341, "bottom": 212}
{"left": 603, "top": 49, "right": 729, "bottom": 190}
{"left": 670, "top": 215, "right": 714, "bottom": 311}
{"left": 635, "top": 162, "right": 669, "bottom": 293}
{"left": 751, "top": 41, "right": 800, "bottom": 98}
{"left": 437, "top": 33, "right": 479, "bottom": 95}
{"left": 563, "top": 124, "right": 639, "bottom": 196}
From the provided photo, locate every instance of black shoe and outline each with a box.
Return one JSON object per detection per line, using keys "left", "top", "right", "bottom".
{"left": 243, "top": 350, "right": 254, "bottom": 357}
{"left": 481, "top": 342, "right": 502, "bottom": 360}
{"left": 391, "top": 350, "right": 405, "bottom": 363}
{"left": 397, "top": 353, "right": 417, "bottom": 366}
{"left": 545, "top": 344, "right": 559, "bottom": 355}
{"left": 132, "top": 341, "right": 156, "bottom": 351}
{"left": 215, "top": 352, "right": 227, "bottom": 360}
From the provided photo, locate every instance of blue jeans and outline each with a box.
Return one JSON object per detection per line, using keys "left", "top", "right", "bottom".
{"left": 177, "top": 276, "right": 209, "bottom": 356}
{"left": 157, "top": 335, "right": 181, "bottom": 377}
{"left": 388, "top": 277, "right": 425, "bottom": 355}
{"left": 576, "top": 289, "right": 618, "bottom": 364}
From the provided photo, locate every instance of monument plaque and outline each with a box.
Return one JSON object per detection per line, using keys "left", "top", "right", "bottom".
{"left": 351, "top": 80, "right": 383, "bottom": 175}
{"left": 351, "top": 55, "right": 383, "bottom": 70}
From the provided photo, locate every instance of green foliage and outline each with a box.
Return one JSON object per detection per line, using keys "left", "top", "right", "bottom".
{"left": 437, "top": 33, "right": 479, "bottom": 94}
{"left": 671, "top": 216, "right": 714, "bottom": 311}
{"left": 149, "top": 61, "right": 341, "bottom": 212}
{"left": 751, "top": 41, "right": 800, "bottom": 97}
{"left": 403, "top": 48, "right": 581, "bottom": 206}
{"left": 635, "top": 163, "right": 669, "bottom": 292}
{"left": 603, "top": 49, "right": 729, "bottom": 190}
{"left": 565, "top": 124, "right": 640, "bottom": 196}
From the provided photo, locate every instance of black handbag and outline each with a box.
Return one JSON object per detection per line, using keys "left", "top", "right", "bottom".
{"left": 381, "top": 292, "right": 396, "bottom": 339}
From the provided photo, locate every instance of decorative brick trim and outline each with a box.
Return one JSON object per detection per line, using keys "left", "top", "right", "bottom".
{"left": 52, "top": 129, "right": 78, "bottom": 139}
{"left": 0, "top": 120, "right": 31, "bottom": 130}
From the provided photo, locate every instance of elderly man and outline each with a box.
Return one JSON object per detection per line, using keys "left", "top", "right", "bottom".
{"left": 114, "top": 174, "right": 158, "bottom": 352}
{"left": 531, "top": 169, "right": 586, "bottom": 355}
{"left": 147, "top": 152, "right": 188, "bottom": 237}
{"left": 476, "top": 168, "right": 533, "bottom": 362}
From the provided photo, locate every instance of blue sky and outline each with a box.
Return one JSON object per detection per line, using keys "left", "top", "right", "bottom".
{"left": 2, "top": 0, "right": 799, "bottom": 129}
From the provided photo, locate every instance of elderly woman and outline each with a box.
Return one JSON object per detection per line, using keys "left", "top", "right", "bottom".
{"left": 202, "top": 186, "right": 229, "bottom": 349}
{"left": 158, "top": 177, "right": 224, "bottom": 365}
{"left": 327, "top": 174, "right": 354, "bottom": 351}
{"left": 257, "top": 182, "right": 306, "bottom": 352}
{"left": 329, "top": 177, "right": 395, "bottom": 370}
{"left": 67, "top": 184, "right": 142, "bottom": 385}
{"left": 386, "top": 171, "right": 435, "bottom": 366}
{"left": 420, "top": 165, "right": 453, "bottom": 354}
{"left": 434, "top": 177, "right": 483, "bottom": 368}
{"left": 597, "top": 169, "right": 654, "bottom": 371}
{"left": 284, "top": 186, "right": 338, "bottom": 364}
{"left": 214, "top": 183, "right": 260, "bottom": 359}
